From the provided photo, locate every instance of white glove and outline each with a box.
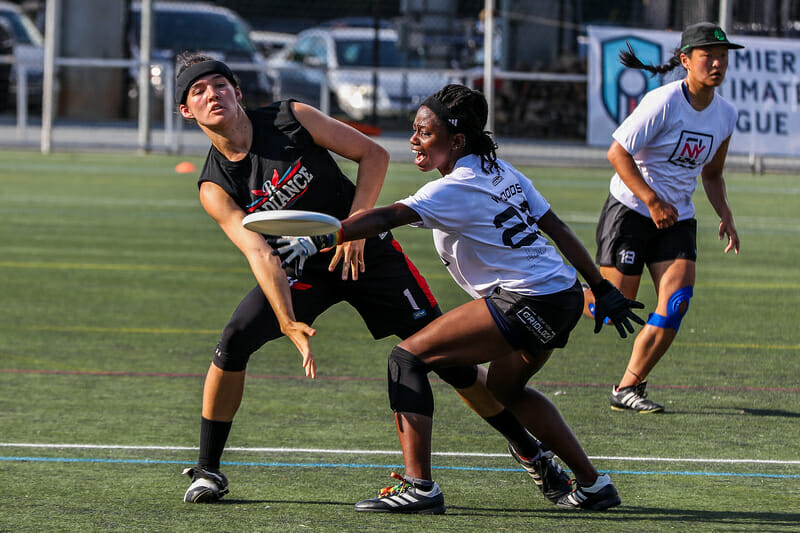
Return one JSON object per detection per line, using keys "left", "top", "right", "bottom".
{"left": 268, "top": 233, "right": 339, "bottom": 275}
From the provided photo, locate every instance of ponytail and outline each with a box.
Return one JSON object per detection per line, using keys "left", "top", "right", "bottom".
{"left": 619, "top": 42, "right": 682, "bottom": 76}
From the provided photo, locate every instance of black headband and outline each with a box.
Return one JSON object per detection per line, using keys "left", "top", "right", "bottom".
{"left": 175, "top": 60, "right": 237, "bottom": 106}
{"left": 422, "top": 95, "right": 461, "bottom": 131}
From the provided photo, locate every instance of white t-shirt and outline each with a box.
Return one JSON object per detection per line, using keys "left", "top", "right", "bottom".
{"left": 398, "top": 154, "right": 577, "bottom": 299}
{"left": 610, "top": 79, "right": 738, "bottom": 220}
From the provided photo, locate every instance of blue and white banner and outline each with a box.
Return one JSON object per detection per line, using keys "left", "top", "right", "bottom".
{"left": 587, "top": 25, "right": 800, "bottom": 156}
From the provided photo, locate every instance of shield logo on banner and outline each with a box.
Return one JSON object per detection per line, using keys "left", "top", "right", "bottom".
{"left": 601, "top": 37, "right": 663, "bottom": 124}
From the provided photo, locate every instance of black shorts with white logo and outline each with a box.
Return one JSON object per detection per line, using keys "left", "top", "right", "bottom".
{"left": 485, "top": 281, "right": 582, "bottom": 353}
{"left": 214, "top": 235, "right": 441, "bottom": 370}
{"left": 595, "top": 194, "right": 697, "bottom": 276}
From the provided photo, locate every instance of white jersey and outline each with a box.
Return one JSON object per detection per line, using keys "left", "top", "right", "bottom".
{"left": 398, "top": 154, "right": 577, "bottom": 299}
{"left": 610, "top": 79, "right": 738, "bottom": 220}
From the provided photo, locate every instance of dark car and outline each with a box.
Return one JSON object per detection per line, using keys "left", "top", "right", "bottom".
{"left": 128, "top": 2, "right": 271, "bottom": 114}
{"left": 0, "top": 18, "right": 13, "bottom": 111}
{"left": 0, "top": 1, "right": 44, "bottom": 111}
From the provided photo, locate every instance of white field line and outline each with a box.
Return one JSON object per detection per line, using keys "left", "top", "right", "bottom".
{"left": 1, "top": 443, "right": 798, "bottom": 465}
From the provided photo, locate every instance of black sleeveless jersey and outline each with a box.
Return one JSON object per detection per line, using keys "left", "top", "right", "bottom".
{"left": 198, "top": 100, "right": 354, "bottom": 220}
{"left": 197, "top": 100, "right": 397, "bottom": 271}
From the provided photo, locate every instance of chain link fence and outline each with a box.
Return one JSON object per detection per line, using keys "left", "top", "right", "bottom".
{"left": 1, "top": 0, "right": 799, "bottom": 166}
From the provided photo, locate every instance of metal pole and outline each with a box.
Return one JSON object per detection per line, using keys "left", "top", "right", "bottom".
{"left": 371, "top": 0, "right": 379, "bottom": 124}
{"left": 483, "top": 0, "right": 494, "bottom": 133}
{"left": 163, "top": 61, "right": 174, "bottom": 152}
{"left": 137, "top": 0, "right": 153, "bottom": 153}
{"left": 718, "top": 0, "right": 732, "bottom": 32}
{"left": 16, "top": 64, "right": 27, "bottom": 136}
{"left": 781, "top": 0, "right": 790, "bottom": 37}
{"left": 41, "top": 0, "right": 59, "bottom": 154}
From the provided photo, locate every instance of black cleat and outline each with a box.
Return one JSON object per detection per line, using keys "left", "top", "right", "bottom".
{"left": 611, "top": 381, "right": 665, "bottom": 413}
{"left": 182, "top": 467, "right": 229, "bottom": 503}
{"left": 354, "top": 472, "right": 445, "bottom": 514}
{"left": 556, "top": 473, "right": 621, "bottom": 511}
{"left": 508, "top": 441, "right": 571, "bottom": 503}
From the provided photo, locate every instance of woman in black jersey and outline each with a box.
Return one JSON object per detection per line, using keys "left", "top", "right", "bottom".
{"left": 174, "top": 55, "right": 571, "bottom": 510}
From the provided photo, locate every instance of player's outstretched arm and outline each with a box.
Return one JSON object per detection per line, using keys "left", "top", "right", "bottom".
{"left": 537, "top": 208, "right": 644, "bottom": 338}
{"left": 269, "top": 204, "right": 421, "bottom": 271}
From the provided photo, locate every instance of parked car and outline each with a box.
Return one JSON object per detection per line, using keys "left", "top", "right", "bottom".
{"left": 0, "top": 1, "right": 44, "bottom": 111}
{"left": 0, "top": 18, "right": 11, "bottom": 111}
{"left": 266, "top": 24, "right": 452, "bottom": 121}
{"left": 249, "top": 29, "right": 295, "bottom": 58}
{"left": 128, "top": 1, "right": 271, "bottom": 113}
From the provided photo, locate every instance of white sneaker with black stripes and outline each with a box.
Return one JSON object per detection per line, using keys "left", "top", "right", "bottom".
{"left": 354, "top": 472, "right": 445, "bottom": 514}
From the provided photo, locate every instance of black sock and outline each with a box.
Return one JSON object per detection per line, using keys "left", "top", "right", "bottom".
{"left": 485, "top": 409, "right": 540, "bottom": 460}
{"left": 198, "top": 417, "right": 232, "bottom": 471}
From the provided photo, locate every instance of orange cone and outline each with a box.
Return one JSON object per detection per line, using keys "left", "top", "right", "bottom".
{"left": 175, "top": 161, "right": 197, "bottom": 173}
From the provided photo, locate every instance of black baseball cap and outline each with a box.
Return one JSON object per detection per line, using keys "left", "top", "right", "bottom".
{"left": 680, "top": 22, "right": 744, "bottom": 51}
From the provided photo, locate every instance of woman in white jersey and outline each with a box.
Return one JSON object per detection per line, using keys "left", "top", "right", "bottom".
{"left": 584, "top": 22, "right": 742, "bottom": 413}
{"left": 273, "top": 84, "right": 644, "bottom": 512}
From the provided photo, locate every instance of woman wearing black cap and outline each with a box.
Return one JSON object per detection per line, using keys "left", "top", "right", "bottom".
{"left": 583, "top": 22, "right": 744, "bottom": 413}
{"left": 173, "top": 54, "right": 565, "bottom": 509}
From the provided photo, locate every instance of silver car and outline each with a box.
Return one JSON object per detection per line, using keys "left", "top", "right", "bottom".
{"left": 267, "top": 25, "right": 451, "bottom": 121}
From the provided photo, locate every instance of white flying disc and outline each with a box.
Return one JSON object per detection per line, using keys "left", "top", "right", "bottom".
{"left": 242, "top": 210, "right": 342, "bottom": 236}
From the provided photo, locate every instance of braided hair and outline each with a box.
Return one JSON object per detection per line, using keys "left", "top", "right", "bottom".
{"left": 428, "top": 84, "right": 500, "bottom": 173}
{"left": 618, "top": 42, "right": 683, "bottom": 76}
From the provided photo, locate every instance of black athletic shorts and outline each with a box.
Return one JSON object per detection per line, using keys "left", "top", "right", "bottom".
{"left": 484, "top": 281, "right": 583, "bottom": 353}
{"left": 214, "top": 235, "right": 441, "bottom": 370}
{"left": 595, "top": 194, "right": 697, "bottom": 276}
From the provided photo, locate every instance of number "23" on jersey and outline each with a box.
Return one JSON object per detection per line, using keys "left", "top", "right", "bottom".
{"left": 492, "top": 201, "right": 540, "bottom": 249}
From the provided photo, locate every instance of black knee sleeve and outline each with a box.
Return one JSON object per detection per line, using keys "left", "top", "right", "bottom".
{"left": 434, "top": 365, "right": 479, "bottom": 389}
{"left": 388, "top": 346, "right": 434, "bottom": 417}
{"left": 212, "top": 344, "right": 250, "bottom": 372}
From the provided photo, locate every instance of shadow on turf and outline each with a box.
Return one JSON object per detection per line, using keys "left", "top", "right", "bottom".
{"left": 674, "top": 407, "right": 800, "bottom": 418}
{"left": 609, "top": 507, "right": 800, "bottom": 528}
{"left": 739, "top": 407, "right": 800, "bottom": 418}
{"left": 206, "top": 500, "right": 800, "bottom": 525}
{"left": 215, "top": 499, "right": 351, "bottom": 508}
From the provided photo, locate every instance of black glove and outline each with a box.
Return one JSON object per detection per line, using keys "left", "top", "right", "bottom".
{"left": 267, "top": 233, "right": 340, "bottom": 275}
{"left": 591, "top": 279, "right": 645, "bottom": 338}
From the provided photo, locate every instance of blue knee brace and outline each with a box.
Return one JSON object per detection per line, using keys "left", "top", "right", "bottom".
{"left": 646, "top": 286, "right": 693, "bottom": 331}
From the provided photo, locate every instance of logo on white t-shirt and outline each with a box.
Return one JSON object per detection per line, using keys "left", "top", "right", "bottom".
{"left": 669, "top": 130, "right": 714, "bottom": 169}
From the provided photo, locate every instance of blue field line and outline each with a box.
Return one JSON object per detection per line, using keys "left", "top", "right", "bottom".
{"left": 2, "top": 456, "right": 798, "bottom": 480}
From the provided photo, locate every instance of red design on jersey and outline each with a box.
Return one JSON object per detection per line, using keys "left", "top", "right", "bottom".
{"left": 288, "top": 279, "right": 312, "bottom": 290}
{"left": 247, "top": 159, "right": 312, "bottom": 212}
{"left": 391, "top": 239, "right": 438, "bottom": 308}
